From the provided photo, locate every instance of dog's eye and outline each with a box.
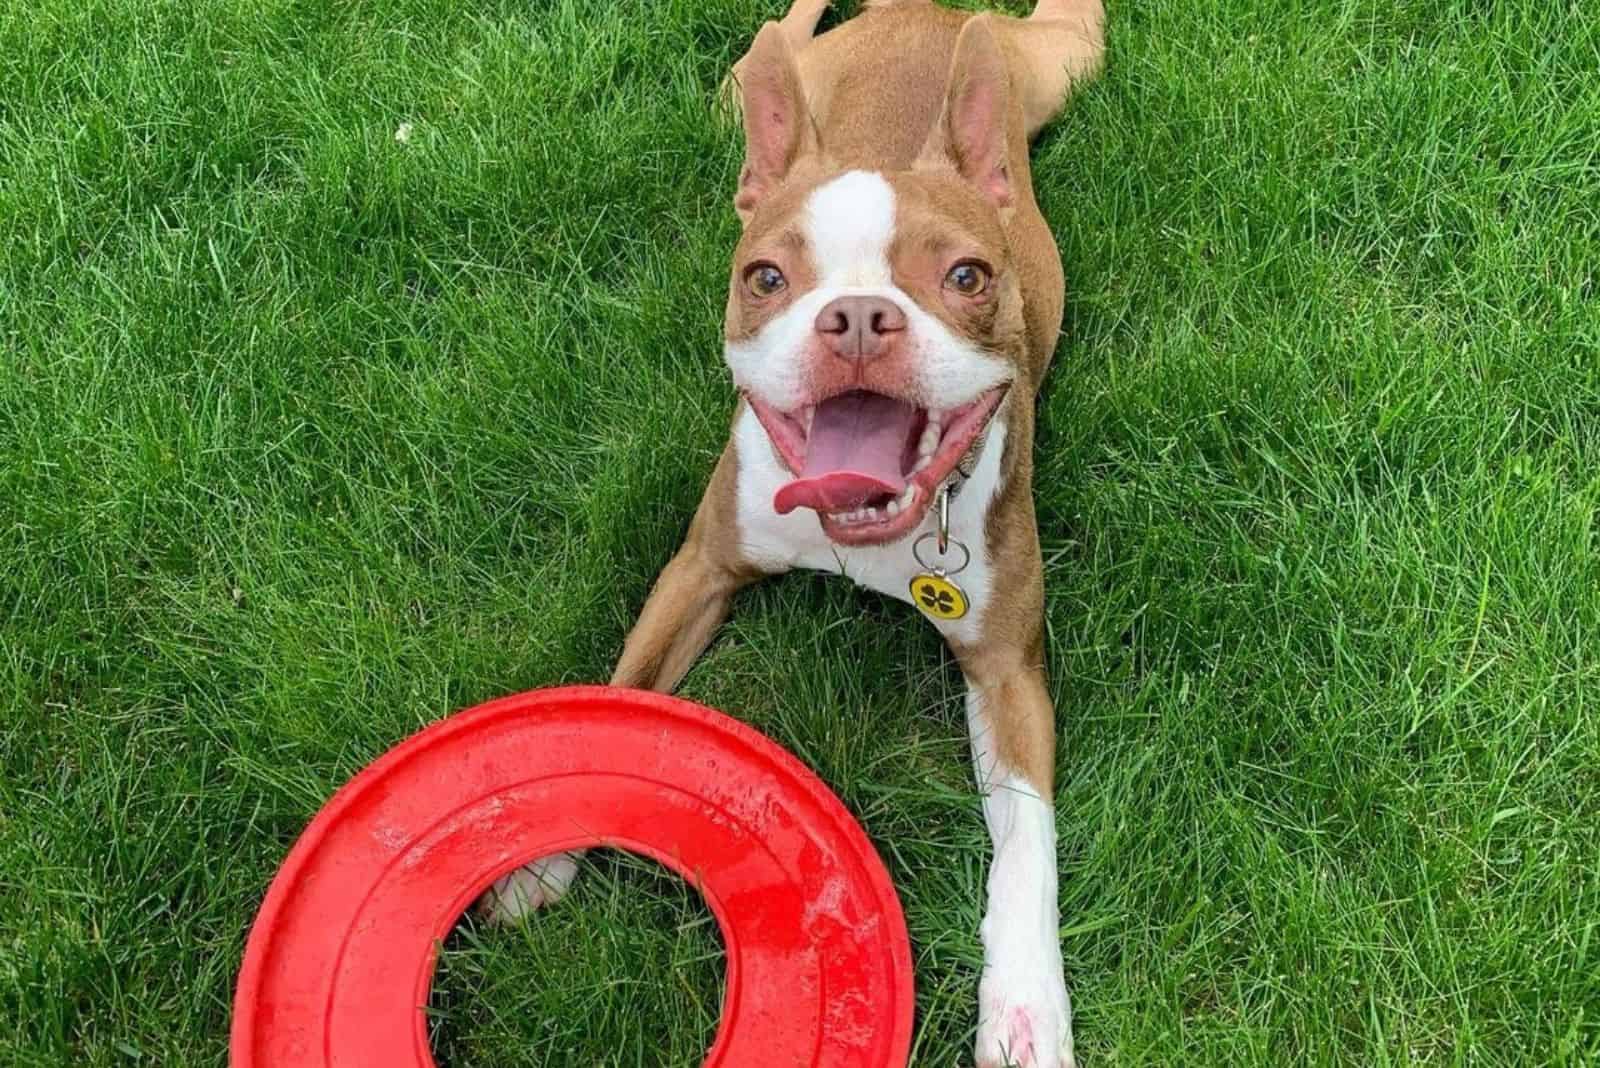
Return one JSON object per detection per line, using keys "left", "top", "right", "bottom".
{"left": 745, "top": 263, "right": 787, "bottom": 297}
{"left": 943, "top": 261, "right": 990, "bottom": 296}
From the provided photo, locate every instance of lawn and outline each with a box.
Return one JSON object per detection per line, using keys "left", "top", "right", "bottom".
{"left": 3, "top": 0, "right": 1598, "bottom": 1064}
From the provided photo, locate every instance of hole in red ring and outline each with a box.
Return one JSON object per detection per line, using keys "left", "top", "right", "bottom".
{"left": 429, "top": 850, "right": 726, "bottom": 1066}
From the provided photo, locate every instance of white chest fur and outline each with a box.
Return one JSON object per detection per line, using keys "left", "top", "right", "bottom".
{"left": 731, "top": 405, "right": 1004, "bottom": 646}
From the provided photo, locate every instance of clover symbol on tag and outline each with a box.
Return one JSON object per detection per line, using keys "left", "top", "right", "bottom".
{"left": 909, "top": 573, "right": 968, "bottom": 621}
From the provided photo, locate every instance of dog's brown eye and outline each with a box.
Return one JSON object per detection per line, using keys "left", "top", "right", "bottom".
{"left": 745, "top": 263, "right": 787, "bottom": 297}
{"left": 943, "top": 261, "right": 990, "bottom": 296}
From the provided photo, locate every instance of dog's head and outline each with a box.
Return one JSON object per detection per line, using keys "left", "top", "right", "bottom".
{"left": 724, "top": 18, "right": 1029, "bottom": 547}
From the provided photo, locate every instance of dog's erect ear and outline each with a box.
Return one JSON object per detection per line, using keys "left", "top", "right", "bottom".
{"left": 918, "top": 16, "right": 1012, "bottom": 209}
{"left": 733, "top": 21, "right": 819, "bottom": 223}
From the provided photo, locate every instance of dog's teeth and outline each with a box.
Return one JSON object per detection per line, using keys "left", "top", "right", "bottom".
{"left": 830, "top": 501, "right": 900, "bottom": 526}
{"left": 898, "top": 485, "right": 916, "bottom": 507}
{"left": 803, "top": 405, "right": 816, "bottom": 433}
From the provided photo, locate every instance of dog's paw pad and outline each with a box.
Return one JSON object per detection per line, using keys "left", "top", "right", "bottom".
{"left": 474, "top": 852, "right": 580, "bottom": 924}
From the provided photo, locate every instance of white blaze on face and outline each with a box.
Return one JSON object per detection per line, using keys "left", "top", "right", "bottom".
{"left": 724, "top": 169, "right": 1011, "bottom": 413}
{"left": 804, "top": 169, "right": 896, "bottom": 287}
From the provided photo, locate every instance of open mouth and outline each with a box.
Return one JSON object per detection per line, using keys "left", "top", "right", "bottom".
{"left": 744, "top": 385, "right": 1008, "bottom": 545}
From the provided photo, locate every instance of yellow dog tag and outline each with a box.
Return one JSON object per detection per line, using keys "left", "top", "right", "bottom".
{"left": 909, "top": 517, "right": 971, "bottom": 622}
{"left": 910, "top": 572, "right": 968, "bottom": 621}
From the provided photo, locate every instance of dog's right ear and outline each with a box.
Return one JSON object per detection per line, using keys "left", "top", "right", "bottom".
{"left": 733, "top": 21, "right": 818, "bottom": 224}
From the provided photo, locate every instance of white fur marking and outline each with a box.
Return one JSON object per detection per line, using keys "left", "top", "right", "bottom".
{"left": 480, "top": 852, "right": 581, "bottom": 923}
{"left": 804, "top": 170, "right": 896, "bottom": 288}
{"left": 733, "top": 406, "right": 1004, "bottom": 646}
{"left": 967, "top": 687, "right": 1072, "bottom": 1068}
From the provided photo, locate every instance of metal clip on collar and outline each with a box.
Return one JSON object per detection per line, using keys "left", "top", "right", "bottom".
{"left": 937, "top": 483, "right": 951, "bottom": 555}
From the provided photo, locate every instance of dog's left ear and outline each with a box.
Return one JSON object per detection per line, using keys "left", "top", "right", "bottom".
{"left": 917, "top": 15, "right": 1012, "bottom": 209}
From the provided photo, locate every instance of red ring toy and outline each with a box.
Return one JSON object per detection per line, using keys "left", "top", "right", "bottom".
{"left": 231, "top": 685, "right": 914, "bottom": 1067}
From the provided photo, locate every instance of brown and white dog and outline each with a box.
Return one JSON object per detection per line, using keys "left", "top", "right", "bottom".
{"left": 486, "top": 1, "right": 1104, "bottom": 1064}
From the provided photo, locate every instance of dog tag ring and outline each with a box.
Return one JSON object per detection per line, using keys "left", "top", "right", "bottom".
{"left": 910, "top": 525, "right": 971, "bottom": 623}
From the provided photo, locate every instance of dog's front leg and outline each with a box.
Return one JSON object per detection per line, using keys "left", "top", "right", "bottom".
{"left": 611, "top": 443, "right": 766, "bottom": 692}
{"left": 480, "top": 444, "right": 762, "bottom": 922}
{"left": 953, "top": 599, "right": 1072, "bottom": 1067}
{"left": 610, "top": 539, "right": 756, "bottom": 694}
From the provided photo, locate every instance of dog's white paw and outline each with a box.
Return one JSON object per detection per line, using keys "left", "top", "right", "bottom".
{"left": 975, "top": 966, "right": 1074, "bottom": 1068}
{"left": 475, "top": 852, "right": 581, "bottom": 924}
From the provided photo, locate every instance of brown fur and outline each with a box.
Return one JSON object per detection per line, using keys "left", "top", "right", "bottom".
{"left": 610, "top": 434, "right": 761, "bottom": 692}
{"left": 608, "top": 9, "right": 1104, "bottom": 1061}
{"left": 620, "top": 2, "right": 1104, "bottom": 800}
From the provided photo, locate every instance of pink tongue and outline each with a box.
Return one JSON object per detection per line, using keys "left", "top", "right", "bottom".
{"left": 773, "top": 391, "right": 918, "bottom": 515}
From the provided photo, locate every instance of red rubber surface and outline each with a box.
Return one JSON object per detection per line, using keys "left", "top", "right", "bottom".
{"left": 231, "top": 686, "right": 914, "bottom": 1067}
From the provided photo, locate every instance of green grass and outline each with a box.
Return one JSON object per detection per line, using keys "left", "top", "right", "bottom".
{"left": 2, "top": 0, "right": 1598, "bottom": 1064}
